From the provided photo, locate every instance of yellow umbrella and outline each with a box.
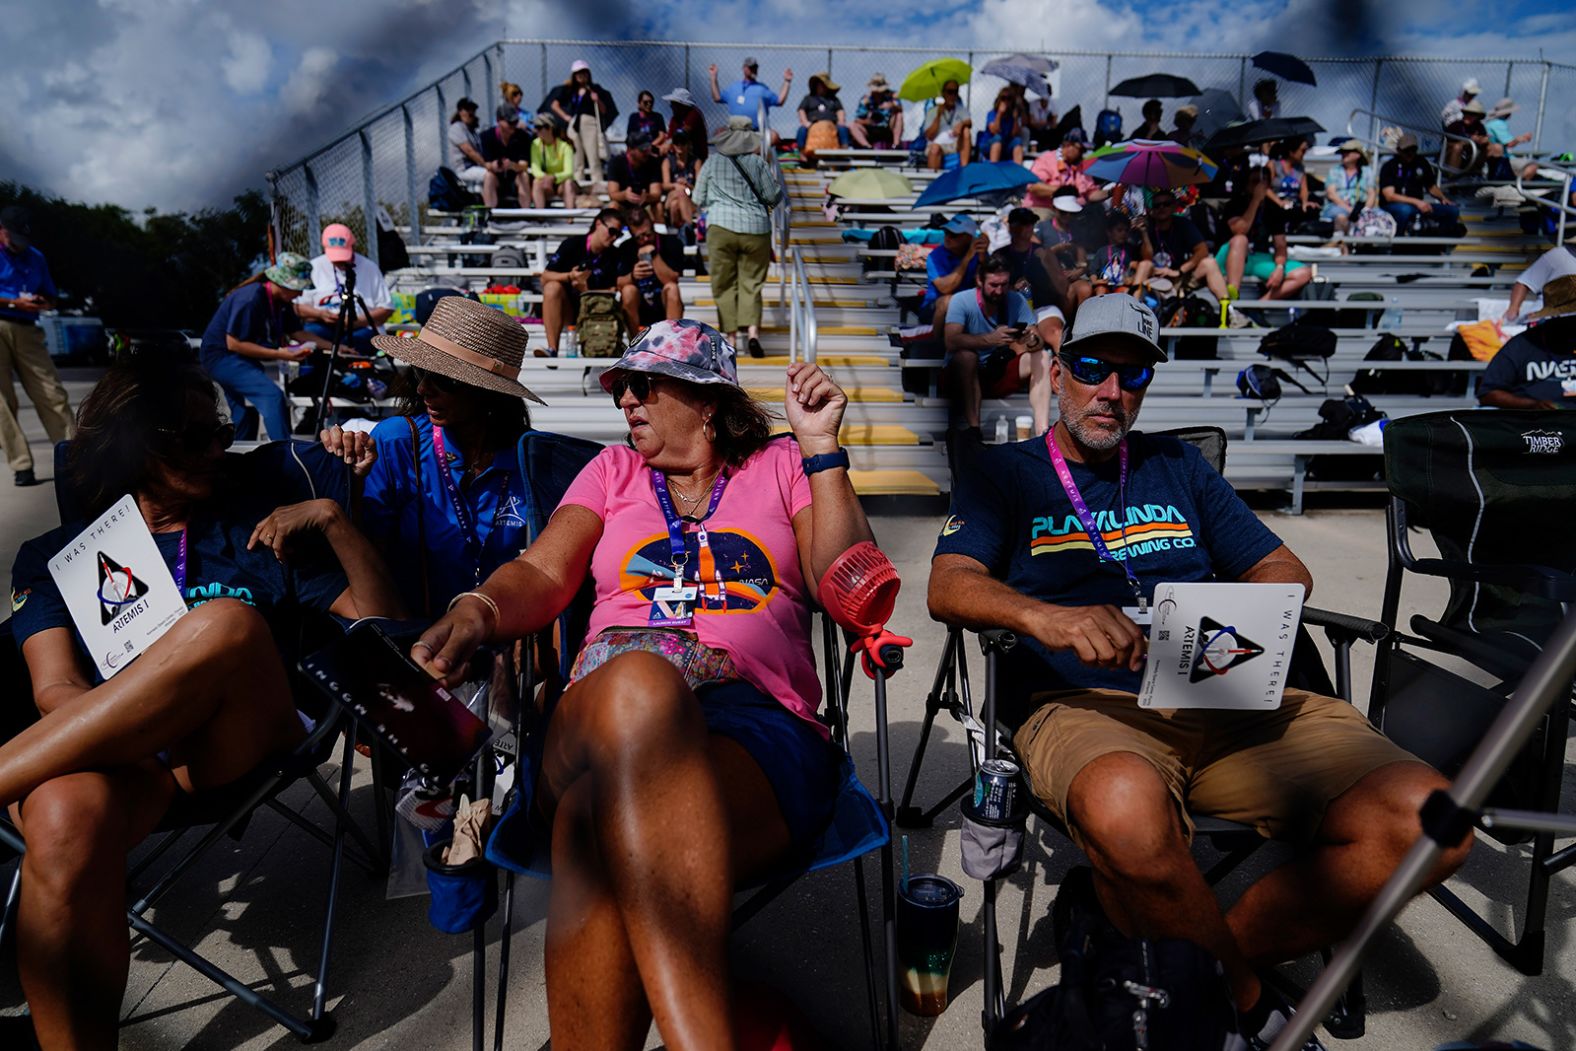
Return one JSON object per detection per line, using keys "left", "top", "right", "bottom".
{"left": 897, "top": 58, "right": 972, "bottom": 102}
{"left": 827, "top": 169, "right": 914, "bottom": 199}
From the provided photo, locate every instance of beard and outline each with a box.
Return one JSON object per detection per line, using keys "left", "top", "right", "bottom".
{"left": 1059, "top": 390, "right": 1134, "bottom": 451}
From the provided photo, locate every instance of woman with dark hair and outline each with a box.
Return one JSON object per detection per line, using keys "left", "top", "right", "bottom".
{"left": 4, "top": 355, "right": 401, "bottom": 1049}
{"left": 412, "top": 319, "right": 874, "bottom": 1050}
{"left": 660, "top": 129, "right": 700, "bottom": 230}
{"left": 626, "top": 90, "right": 668, "bottom": 152}
{"left": 320, "top": 295, "right": 546, "bottom": 617}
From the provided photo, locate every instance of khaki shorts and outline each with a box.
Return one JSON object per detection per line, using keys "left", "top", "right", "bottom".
{"left": 1013, "top": 688, "right": 1424, "bottom": 845}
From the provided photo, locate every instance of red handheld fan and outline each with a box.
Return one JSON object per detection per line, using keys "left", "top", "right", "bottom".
{"left": 818, "top": 541, "right": 913, "bottom": 680}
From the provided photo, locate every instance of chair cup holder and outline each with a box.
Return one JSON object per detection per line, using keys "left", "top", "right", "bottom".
{"left": 960, "top": 797, "right": 1027, "bottom": 881}
{"left": 423, "top": 838, "right": 498, "bottom": 934}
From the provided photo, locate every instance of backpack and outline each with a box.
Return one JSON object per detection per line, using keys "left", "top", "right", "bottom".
{"left": 1294, "top": 394, "right": 1387, "bottom": 481}
{"left": 865, "top": 225, "right": 904, "bottom": 274}
{"left": 990, "top": 869, "right": 1234, "bottom": 1051}
{"left": 1236, "top": 363, "right": 1310, "bottom": 405}
{"left": 1352, "top": 206, "right": 1397, "bottom": 240}
{"left": 1351, "top": 333, "right": 1457, "bottom": 397}
{"left": 414, "top": 287, "right": 480, "bottom": 325}
{"left": 1094, "top": 109, "right": 1123, "bottom": 148}
{"left": 1258, "top": 319, "right": 1335, "bottom": 388}
{"left": 575, "top": 291, "right": 626, "bottom": 358}
{"left": 1155, "top": 292, "right": 1221, "bottom": 360}
{"left": 428, "top": 166, "right": 474, "bottom": 213}
{"left": 375, "top": 205, "right": 411, "bottom": 272}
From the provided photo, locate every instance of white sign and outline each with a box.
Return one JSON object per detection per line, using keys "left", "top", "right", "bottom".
{"left": 1137, "top": 582, "right": 1305, "bottom": 710}
{"left": 48, "top": 495, "right": 188, "bottom": 679}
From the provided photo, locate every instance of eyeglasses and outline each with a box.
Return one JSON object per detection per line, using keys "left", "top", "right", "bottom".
{"left": 609, "top": 373, "right": 657, "bottom": 403}
{"left": 156, "top": 420, "right": 235, "bottom": 455}
{"left": 1058, "top": 353, "right": 1155, "bottom": 392}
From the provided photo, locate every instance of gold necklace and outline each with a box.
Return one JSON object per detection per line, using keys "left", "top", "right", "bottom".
{"left": 667, "top": 467, "right": 721, "bottom": 516}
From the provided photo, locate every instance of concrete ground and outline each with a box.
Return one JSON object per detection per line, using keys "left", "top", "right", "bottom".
{"left": 0, "top": 374, "right": 1572, "bottom": 1050}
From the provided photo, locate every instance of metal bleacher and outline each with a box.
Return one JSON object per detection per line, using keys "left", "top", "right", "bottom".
{"left": 345, "top": 127, "right": 1568, "bottom": 507}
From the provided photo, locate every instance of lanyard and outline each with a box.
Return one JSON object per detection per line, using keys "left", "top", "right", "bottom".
{"left": 1044, "top": 431, "right": 1145, "bottom": 610}
{"left": 432, "top": 426, "right": 512, "bottom": 588}
{"left": 649, "top": 468, "right": 728, "bottom": 586}
{"left": 173, "top": 529, "right": 188, "bottom": 594}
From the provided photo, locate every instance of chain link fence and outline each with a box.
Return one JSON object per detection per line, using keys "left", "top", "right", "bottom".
{"left": 267, "top": 40, "right": 1576, "bottom": 259}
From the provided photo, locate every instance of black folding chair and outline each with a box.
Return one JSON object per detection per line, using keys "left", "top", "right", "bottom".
{"left": 0, "top": 439, "right": 389, "bottom": 1042}
{"left": 1368, "top": 409, "right": 1576, "bottom": 977}
{"left": 897, "top": 427, "right": 1385, "bottom": 1041}
{"left": 472, "top": 433, "right": 903, "bottom": 1051}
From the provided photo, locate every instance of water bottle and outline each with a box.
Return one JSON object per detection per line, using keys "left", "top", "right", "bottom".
{"left": 993, "top": 416, "right": 1010, "bottom": 444}
{"left": 562, "top": 326, "right": 579, "bottom": 358}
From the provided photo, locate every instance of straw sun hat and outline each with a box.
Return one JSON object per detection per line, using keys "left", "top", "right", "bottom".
{"left": 371, "top": 296, "right": 545, "bottom": 403}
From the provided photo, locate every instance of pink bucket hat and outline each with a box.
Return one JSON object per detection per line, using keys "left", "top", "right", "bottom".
{"left": 599, "top": 319, "right": 739, "bottom": 391}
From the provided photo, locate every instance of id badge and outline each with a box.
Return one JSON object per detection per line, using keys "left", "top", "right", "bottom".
{"left": 1122, "top": 605, "right": 1153, "bottom": 628}
{"left": 654, "top": 583, "right": 699, "bottom": 603}
{"left": 1562, "top": 378, "right": 1576, "bottom": 398}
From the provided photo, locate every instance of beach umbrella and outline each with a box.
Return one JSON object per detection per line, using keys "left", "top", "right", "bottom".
{"left": 897, "top": 58, "right": 973, "bottom": 102}
{"left": 1204, "top": 116, "right": 1325, "bottom": 151}
{"left": 827, "top": 168, "right": 914, "bottom": 200}
{"left": 1192, "top": 88, "right": 1246, "bottom": 142}
{"left": 913, "top": 161, "right": 1038, "bottom": 207}
{"left": 1085, "top": 140, "right": 1218, "bottom": 188}
{"left": 1110, "top": 73, "right": 1202, "bottom": 99}
{"left": 1252, "top": 51, "right": 1318, "bottom": 87}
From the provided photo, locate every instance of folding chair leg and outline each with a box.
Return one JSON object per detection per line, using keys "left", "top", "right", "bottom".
{"left": 0, "top": 863, "right": 18, "bottom": 958}
{"left": 852, "top": 855, "right": 884, "bottom": 1050}
{"left": 311, "top": 730, "right": 359, "bottom": 1023}
{"left": 872, "top": 675, "right": 901, "bottom": 1051}
{"left": 1322, "top": 955, "right": 1366, "bottom": 1039}
{"left": 493, "top": 871, "right": 517, "bottom": 1051}
{"left": 472, "top": 924, "right": 486, "bottom": 1051}
{"left": 981, "top": 876, "right": 1004, "bottom": 1037}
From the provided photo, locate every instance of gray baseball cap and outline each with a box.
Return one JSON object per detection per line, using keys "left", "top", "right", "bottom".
{"left": 1061, "top": 294, "right": 1167, "bottom": 363}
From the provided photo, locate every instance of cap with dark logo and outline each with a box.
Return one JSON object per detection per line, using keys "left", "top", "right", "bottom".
{"left": 1061, "top": 294, "right": 1167, "bottom": 363}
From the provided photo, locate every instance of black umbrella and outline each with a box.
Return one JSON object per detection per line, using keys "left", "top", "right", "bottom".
{"left": 1204, "top": 115, "right": 1325, "bottom": 151}
{"left": 1252, "top": 51, "right": 1317, "bottom": 87}
{"left": 1192, "top": 88, "right": 1245, "bottom": 142}
{"left": 1110, "top": 73, "right": 1202, "bottom": 98}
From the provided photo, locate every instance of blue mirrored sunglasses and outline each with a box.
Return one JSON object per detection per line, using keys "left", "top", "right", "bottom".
{"left": 1058, "top": 353, "right": 1155, "bottom": 392}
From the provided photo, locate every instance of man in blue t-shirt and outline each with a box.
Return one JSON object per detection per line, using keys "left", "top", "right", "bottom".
{"left": 943, "top": 253, "right": 1048, "bottom": 435}
{"left": 709, "top": 57, "right": 792, "bottom": 135}
{"left": 928, "top": 295, "right": 1468, "bottom": 1047}
{"left": 0, "top": 206, "right": 76, "bottom": 487}
{"left": 922, "top": 214, "right": 985, "bottom": 333}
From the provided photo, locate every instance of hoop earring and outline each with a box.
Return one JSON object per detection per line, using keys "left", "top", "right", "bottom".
{"left": 703, "top": 416, "right": 717, "bottom": 443}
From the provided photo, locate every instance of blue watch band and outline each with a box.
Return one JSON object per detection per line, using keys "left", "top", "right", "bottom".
{"left": 802, "top": 448, "right": 850, "bottom": 475}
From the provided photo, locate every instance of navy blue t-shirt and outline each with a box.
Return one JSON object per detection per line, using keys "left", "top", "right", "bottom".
{"left": 933, "top": 433, "right": 1282, "bottom": 726}
{"left": 11, "top": 514, "right": 348, "bottom": 683}
{"left": 199, "top": 282, "right": 289, "bottom": 367}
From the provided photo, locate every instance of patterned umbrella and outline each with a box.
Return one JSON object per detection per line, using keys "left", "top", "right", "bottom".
{"left": 1085, "top": 139, "right": 1218, "bottom": 188}
{"left": 897, "top": 58, "right": 973, "bottom": 102}
{"left": 979, "top": 53, "right": 1059, "bottom": 95}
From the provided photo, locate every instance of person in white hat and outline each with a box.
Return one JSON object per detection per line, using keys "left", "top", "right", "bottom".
{"left": 550, "top": 59, "right": 616, "bottom": 184}
{"left": 662, "top": 87, "right": 710, "bottom": 163}
{"left": 1441, "top": 76, "right": 1482, "bottom": 129}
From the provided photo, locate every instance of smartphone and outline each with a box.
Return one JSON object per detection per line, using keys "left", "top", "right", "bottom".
{"left": 299, "top": 622, "right": 492, "bottom": 784}
{"left": 1006, "top": 324, "right": 1028, "bottom": 338}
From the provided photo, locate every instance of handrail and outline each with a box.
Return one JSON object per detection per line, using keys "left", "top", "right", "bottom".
{"left": 1346, "top": 108, "right": 1480, "bottom": 181}
{"left": 787, "top": 248, "right": 818, "bottom": 365}
{"left": 1516, "top": 161, "right": 1576, "bottom": 244}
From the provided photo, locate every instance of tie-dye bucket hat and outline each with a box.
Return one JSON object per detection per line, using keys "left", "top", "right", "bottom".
{"left": 598, "top": 319, "right": 739, "bottom": 391}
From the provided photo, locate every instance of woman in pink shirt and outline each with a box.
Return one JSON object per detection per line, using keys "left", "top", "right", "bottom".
{"left": 414, "top": 319, "right": 877, "bottom": 1050}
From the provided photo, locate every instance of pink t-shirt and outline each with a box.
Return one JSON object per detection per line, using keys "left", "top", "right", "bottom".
{"left": 1025, "top": 149, "right": 1098, "bottom": 209}
{"left": 557, "top": 439, "right": 824, "bottom": 734}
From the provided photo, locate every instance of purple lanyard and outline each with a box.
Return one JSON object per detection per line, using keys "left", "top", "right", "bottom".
{"left": 1044, "top": 431, "right": 1145, "bottom": 610}
{"left": 432, "top": 426, "right": 512, "bottom": 587}
{"left": 173, "top": 529, "right": 188, "bottom": 594}
{"left": 649, "top": 469, "right": 728, "bottom": 585}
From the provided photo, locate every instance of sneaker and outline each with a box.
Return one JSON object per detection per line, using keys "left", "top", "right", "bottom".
{"left": 747, "top": 337, "right": 764, "bottom": 358}
{"left": 1225, "top": 985, "right": 1329, "bottom": 1051}
{"left": 533, "top": 347, "right": 557, "bottom": 358}
{"left": 14, "top": 469, "right": 38, "bottom": 487}
{"left": 1227, "top": 306, "right": 1253, "bottom": 329}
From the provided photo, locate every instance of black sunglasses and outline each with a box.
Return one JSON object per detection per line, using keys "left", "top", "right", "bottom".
{"left": 1058, "top": 353, "right": 1155, "bottom": 392}
{"left": 609, "top": 373, "right": 657, "bottom": 403}
{"left": 156, "top": 420, "right": 235, "bottom": 455}
{"left": 415, "top": 367, "right": 462, "bottom": 393}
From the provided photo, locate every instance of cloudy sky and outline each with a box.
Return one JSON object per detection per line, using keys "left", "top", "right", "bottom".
{"left": 2, "top": 0, "right": 1572, "bottom": 213}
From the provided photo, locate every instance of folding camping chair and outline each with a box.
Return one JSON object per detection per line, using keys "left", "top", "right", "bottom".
{"left": 896, "top": 426, "right": 1386, "bottom": 1040}
{"left": 0, "top": 439, "right": 387, "bottom": 1042}
{"left": 1367, "top": 409, "right": 1576, "bottom": 977}
{"left": 462, "top": 431, "right": 902, "bottom": 1051}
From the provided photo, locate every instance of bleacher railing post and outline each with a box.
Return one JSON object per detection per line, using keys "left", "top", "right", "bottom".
{"left": 1237, "top": 57, "right": 1246, "bottom": 108}
{"left": 1367, "top": 60, "right": 1383, "bottom": 144}
{"left": 403, "top": 104, "right": 421, "bottom": 247}
{"left": 462, "top": 67, "right": 473, "bottom": 106}
{"left": 436, "top": 83, "right": 449, "bottom": 170}
{"left": 684, "top": 44, "right": 691, "bottom": 91}
{"left": 304, "top": 162, "right": 321, "bottom": 257}
{"left": 1103, "top": 54, "right": 1113, "bottom": 109}
{"left": 360, "top": 129, "right": 378, "bottom": 268}
{"left": 482, "top": 52, "right": 494, "bottom": 116}
{"left": 266, "top": 172, "right": 282, "bottom": 260}
{"left": 1533, "top": 63, "right": 1550, "bottom": 153}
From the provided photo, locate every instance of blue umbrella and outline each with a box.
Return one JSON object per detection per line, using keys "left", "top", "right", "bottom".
{"left": 914, "top": 161, "right": 1038, "bottom": 207}
{"left": 1252, "top": 51, "right": 1317, "bottom": 87}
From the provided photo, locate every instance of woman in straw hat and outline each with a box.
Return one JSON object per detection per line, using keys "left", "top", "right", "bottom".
{"left": 198, "top": 251, "right": 322, "bottom": 442}
{"left": 4, "top": 353, "right": 403, "bottom": 1047}
{"left": 413, "top": 319, "right": 878, "bottom": 1049}
{"left": 1322, "top": 139, "right": 1377, "bottom": 238}
{"left": 320, "top": 296, "right": 547, "bottom": 616}
{"left": 694, "top": 117, "right": 783, "bottom": 358}
{"left": 793, "top": 72, "right": 851, "bottom": 153}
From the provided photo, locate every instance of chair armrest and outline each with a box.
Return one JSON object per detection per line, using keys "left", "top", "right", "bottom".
{"left": 976, "top": 628, "right": 1018, "bottom": 655}
{"left": 1302, "top": 606, "right": 1388, "bottom": 645}
{"left": 1406, "top": 558, "right": 1576, "bottom": 600}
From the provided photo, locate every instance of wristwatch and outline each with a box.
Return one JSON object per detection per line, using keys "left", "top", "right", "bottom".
{"left": 802, "top": 448, "right": 850, "bottom": 476}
